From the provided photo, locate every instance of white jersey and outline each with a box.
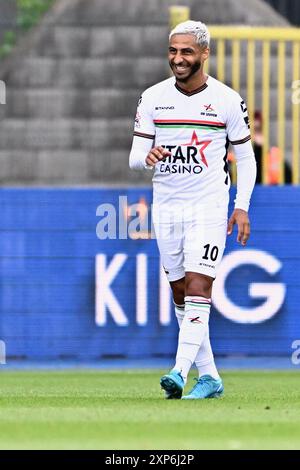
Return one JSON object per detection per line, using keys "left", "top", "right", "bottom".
{"left": 133, "top": 75, "right": 252, "bottom": 208}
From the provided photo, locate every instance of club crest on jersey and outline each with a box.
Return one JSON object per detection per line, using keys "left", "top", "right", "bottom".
{"left": 201, "top": 104, "right": 217, "bottom": 118}
{"left": 160, "top": 131, "right": 211, "bottom": 174}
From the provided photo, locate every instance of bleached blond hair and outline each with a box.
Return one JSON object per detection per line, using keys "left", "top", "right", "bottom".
{"left": 169, "top": 20, "right": 210, "bottom": 48}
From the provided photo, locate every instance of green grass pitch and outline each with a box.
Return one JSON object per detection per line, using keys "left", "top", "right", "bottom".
{"left": 0, "top": 369, "right": 299, "bottom": 449}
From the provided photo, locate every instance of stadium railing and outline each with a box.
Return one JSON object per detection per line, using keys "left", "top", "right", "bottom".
{"left": 207, "top": 26, "right": 300, "bottom": 185}
{"left": 169, "top": 7, "right": 300, "bottom": 185}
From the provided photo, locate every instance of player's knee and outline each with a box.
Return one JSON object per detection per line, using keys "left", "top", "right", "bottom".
{"left": 170, "top": 277, "right": 185, "bottom": 304}
{"left": 185, "top": 272, "right": 213, "bottom": 297}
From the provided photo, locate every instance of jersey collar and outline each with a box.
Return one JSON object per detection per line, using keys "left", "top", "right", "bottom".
{"left": 174, "top": 76, "right": 209, "bottom": 97}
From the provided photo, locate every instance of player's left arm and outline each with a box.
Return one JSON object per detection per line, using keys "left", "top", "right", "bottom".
{"left": 226, "top": 94, "right": 257, "bottom": 246}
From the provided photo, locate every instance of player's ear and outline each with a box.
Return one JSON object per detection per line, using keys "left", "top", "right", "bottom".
{"left": 202, "top": 47, "right": 210, "bottom": 61}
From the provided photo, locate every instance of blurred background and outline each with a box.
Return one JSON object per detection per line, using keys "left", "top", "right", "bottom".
{"left": 0, "top": 0, "right": 299, "bottom": 368}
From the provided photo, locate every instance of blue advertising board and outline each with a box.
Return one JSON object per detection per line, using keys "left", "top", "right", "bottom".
{"left": 0, "top": 186, "right": 299, "bottom": 360}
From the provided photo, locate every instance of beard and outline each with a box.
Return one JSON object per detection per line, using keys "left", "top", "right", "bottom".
{"left": 170, "top": 60, "right": 202, "bottom": 83}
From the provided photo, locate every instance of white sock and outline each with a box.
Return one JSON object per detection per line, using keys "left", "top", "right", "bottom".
{"left": 174, "top": 296, "right": 211, "bottom": 380}
{"left": 194, "top": 329, "right": 220, "bottom": 380}
{"left": 173, "top": 302, "right": 189, "bottom": 382}
{"left": 174, "top": 301, "right": 219, "bottom": 380}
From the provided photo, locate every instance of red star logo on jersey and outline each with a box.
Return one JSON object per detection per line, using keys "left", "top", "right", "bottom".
{"left": 182, "top": 131, "right": 211, "bottom": 167}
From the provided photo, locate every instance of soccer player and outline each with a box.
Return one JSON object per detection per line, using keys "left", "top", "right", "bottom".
{"left": 129, "top": 20, "right": 256, "bottom": 399}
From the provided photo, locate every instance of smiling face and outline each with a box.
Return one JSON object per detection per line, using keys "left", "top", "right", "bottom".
{"left": 168, "top": 33, "right": 209, "bottom": 85}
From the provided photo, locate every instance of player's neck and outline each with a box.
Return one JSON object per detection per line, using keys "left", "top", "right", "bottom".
{"left": 176, "top": 72, "right": 208, "bottom": 93}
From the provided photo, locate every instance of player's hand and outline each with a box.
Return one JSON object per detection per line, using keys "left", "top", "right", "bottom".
{"left": 145, "top": 146, "right": 172, "bottom": 167}
{"left": 227, "top": 209, "right": 250, "bottom": 246}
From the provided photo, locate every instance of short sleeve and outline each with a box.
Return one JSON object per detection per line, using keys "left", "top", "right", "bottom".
{"left": 133, "top": 92, "right": 156, "bottom": 140}
{"left": 226, "top": 93, "right": 251, "bottom": 145}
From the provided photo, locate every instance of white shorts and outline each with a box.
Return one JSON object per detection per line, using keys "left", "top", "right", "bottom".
{"left": 153, "top": 199, "right": 228, "bottom": 281}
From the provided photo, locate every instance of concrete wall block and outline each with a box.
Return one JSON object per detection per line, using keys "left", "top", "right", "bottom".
{"left": 89, "top": 149, "right": 153, "bottom": 184}
{"left": 89, "top": 89, "right": 139, "bottom": 118}
{"left": 0, "top": 149, "right": 90, "bottom": 183}
{"left": 5, "top": 57, "right": 168, "bottom": 88}
{"left": 0, "top": 119, "right": 75, "bottom": 149}
{"left": 0, "top": 120, "right": 27, "bottom": 149}
{"left": 6, "top": 88, "right": 140, "bottom": 119}
{"left": 6, "top": 58, "right": 57, "bottom": 87}
{"left": 0, "top": 150, "right": 38, "bottom": 182}
{"left": 77, "top": 119, "right": 133, "bottom": 149}
{"left": 0, "top": 119, "right": 133, "bottom": 150}
{"left": 51, "top": 0, "right": 288, "bottom": 26}
{"left": 53, "top": 0, "right": 172, "bottom": 25}
{"left": 6, "top": 89, "right": 65, "bottom": 118}
{"left": 34, "top": 26, "right": 90, "bottom": 58}
{"left": 0, "top": 148, "right": 152, "bottom": 184}
{"left": 37, "top": 150, "right": 90, "bottom": 181}
{"left": 6, "top": 89, "right": 89, "bottom": 118}
{"left": 34, "top": 25, "right": 168, "bottom": 58}
{"left": 89, "top": 26, "right": 168, "bottom": 57}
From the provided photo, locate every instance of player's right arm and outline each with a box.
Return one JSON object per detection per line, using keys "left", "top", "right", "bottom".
{"left": 129, "top": 139, "right": 171, "bottom": 169}
{"left": 129, "top": 92, "right": 171, "bottom": 169}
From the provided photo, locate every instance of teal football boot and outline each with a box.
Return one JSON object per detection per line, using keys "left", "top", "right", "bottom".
{"left": 160, "top": 369, "right": 185, "bottom": 399}
{"left": 182, "top": 374, "right": 224, "bottom": 400}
